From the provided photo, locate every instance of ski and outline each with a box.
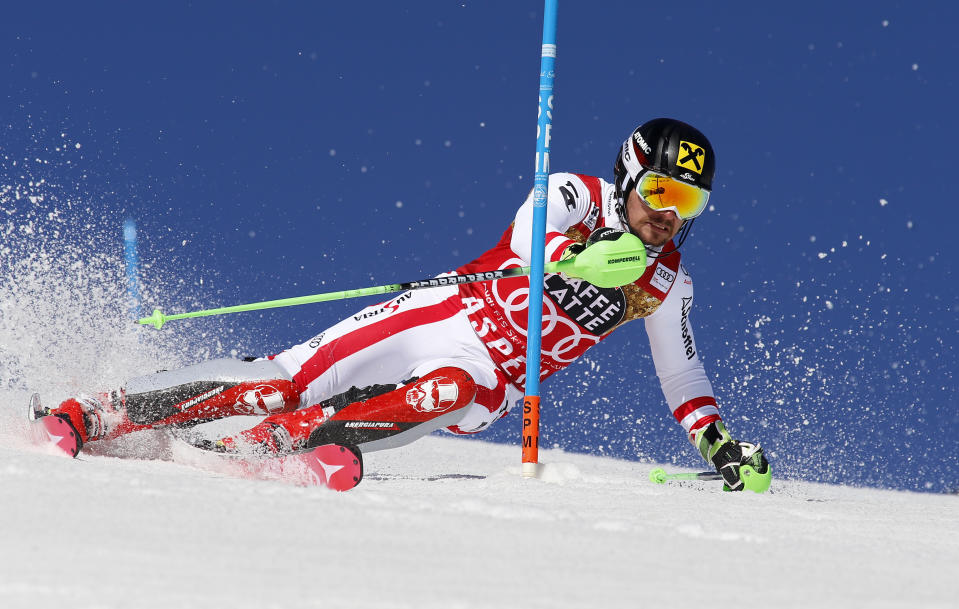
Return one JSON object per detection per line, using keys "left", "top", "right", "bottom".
{"left": 177, "top": 431, "right": 364, "bottom": 492}
{"left": 25, "top": 393, "right": 362, "bottom": 490}
{"left": 26, "top": 393, "right": 82, "bottom": 458}
{"left": 250, "top": 443, "right": 364, "bottom": 492}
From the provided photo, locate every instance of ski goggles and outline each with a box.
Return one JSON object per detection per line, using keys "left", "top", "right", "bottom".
{"left": 636, "top": 171, "right": 710, "bottom": 220}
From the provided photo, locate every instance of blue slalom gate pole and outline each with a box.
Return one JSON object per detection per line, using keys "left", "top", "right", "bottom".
{"left": 522, "top": 0, "right": 558, "bottom": 477}
{"left": 123, "top": 218, "right": 141, "bottom": 320}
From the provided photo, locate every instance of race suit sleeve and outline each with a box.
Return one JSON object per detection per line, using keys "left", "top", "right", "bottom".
{"left": 643, "top": 264, "right": 722, "bottom": 440}
{"left": 510, "top": 173, "right": 592, "bottom": 264}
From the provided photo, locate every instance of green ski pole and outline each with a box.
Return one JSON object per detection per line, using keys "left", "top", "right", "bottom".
{"left": 648, "top": 468, "right": 723, "bottom": 484}
{"left": 649, "top": 466, "right": 772, "bottom": 493}
{"left": 138, "top": 231, "right": 646, "bottom": 330}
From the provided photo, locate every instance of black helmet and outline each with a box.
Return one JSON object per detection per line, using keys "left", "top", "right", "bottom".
{"left": 614, "top": 118, "right": 715, "bottom": 200}
{"left": 613, "top": 118, "right": 715, "bottom": 253}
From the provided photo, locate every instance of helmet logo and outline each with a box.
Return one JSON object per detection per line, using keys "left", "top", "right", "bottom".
{"left": 677, "top": 141, "right": 705, "bottom": 174}
{"left": 633, "top": 132, "right": 652, "bottom": 154}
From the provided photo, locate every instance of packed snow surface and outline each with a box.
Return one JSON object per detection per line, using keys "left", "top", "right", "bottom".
{"left": 1, "top": 135, "right": 956, "bottom": 609}
{"left": 1, "top": 427, "right": 956, "bottom": 609}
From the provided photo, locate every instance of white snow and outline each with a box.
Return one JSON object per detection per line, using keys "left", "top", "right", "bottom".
{"left": 1, "top": 426, "right": 956, "bottom": 609}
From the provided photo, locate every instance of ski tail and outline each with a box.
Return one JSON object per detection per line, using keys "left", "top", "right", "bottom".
{"left": 183, "top": 437, "right": 364, "bottom": 492}
{"left": 295, "top": 444, "right": 363, "bottom": 491}
{"left": 233, "top": 443, "right": 363, "bottom": 491}
{"left": 27, "top": 393, "right": 82, "bottom": 458}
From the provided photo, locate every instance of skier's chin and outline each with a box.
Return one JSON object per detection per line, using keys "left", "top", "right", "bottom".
{"left": 636, "top": 225, "right": 675, "bottom": 247}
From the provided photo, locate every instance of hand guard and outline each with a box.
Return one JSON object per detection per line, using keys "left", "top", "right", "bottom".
{"left": 562, "top": 227, "right": 629, "bottom": 260}
{"left": 693, "top": 421, "right": 771, "bottom": 493}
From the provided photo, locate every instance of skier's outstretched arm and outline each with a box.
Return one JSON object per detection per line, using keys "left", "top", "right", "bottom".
{"left": 644, "top": 266, "right": 770, "bottom": 491}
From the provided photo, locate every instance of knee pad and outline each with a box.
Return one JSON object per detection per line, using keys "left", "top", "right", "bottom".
{"left": 401, "top": 367, "right": 477, "bottom": 416}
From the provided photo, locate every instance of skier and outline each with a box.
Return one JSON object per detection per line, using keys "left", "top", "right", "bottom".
{"left": 34, "top": 118, "right": 770, "bottom": 491}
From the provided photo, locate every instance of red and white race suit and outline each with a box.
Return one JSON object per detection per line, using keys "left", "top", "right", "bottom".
{"left": 272, "top": 173, "right": 721, "bottom": 438}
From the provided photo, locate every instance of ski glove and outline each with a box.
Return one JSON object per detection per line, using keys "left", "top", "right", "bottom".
{"left": 693, "top": 420, "right": 771, "bottom": 492}
{"left": 562, "top": 227, "right": 628, "bottom": 259}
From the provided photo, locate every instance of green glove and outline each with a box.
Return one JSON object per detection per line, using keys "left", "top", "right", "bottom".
{"left": 693, "top": 421, "right": 771, "bottom": 493}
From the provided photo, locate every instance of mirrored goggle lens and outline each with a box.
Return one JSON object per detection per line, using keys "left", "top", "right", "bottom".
{"left": 637, "top": 172, "right": 709, "bottom": 219}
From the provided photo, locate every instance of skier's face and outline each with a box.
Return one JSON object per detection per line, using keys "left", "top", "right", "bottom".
{"left": 625, "top": 188, "right": 683, "bottom": 246}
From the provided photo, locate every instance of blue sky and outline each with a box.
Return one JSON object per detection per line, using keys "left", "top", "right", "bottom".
{"left": 2, "top": 1, "right": 956, "bottom": 491}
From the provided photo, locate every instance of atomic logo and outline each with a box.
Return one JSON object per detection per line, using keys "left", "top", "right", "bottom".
{"left": 44, "top": 427, "right": 65, "bottom": 445}
{"left": 633, "top": 132, "right": 652, "bottom": 154}
{"left": 312, "top": 456, "right": 344, "bottom": 481}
